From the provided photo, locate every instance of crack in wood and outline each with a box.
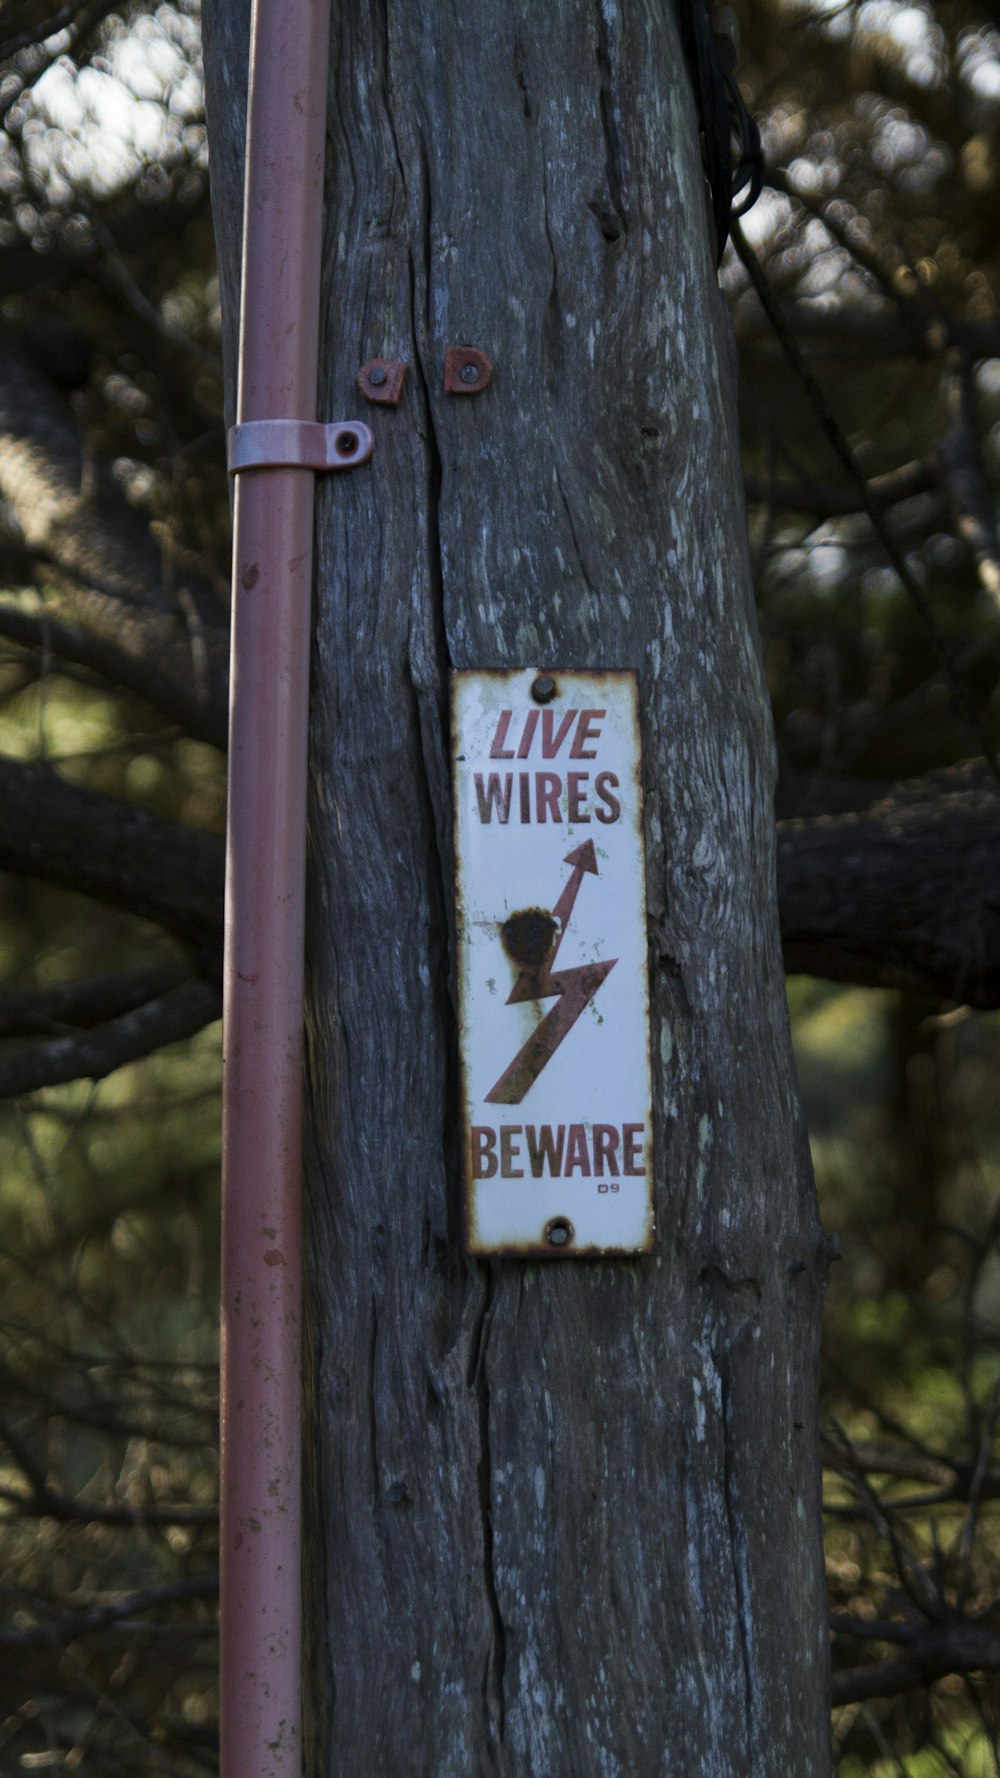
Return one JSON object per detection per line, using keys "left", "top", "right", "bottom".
{"left": 468, "top": 1269, "right": 507, "bottom": 1754}
{"left": 594, "top": 0, "right": 627, "bottom": 241}
{"left": 719, "top": 1358, "right": 756, "bottom": 1767}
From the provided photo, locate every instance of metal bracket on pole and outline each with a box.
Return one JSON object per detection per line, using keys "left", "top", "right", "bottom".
{"left": 227, "top": 418, "right": 375, "bottom": 475}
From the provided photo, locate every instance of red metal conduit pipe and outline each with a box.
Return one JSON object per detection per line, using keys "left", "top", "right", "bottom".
{"left": 220, "top": 2, "right": 370, "bottom": 1771}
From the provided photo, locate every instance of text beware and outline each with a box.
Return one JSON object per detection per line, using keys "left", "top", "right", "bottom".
{"left": 471, "top": 1121, "right": 646, "bottom": 1180}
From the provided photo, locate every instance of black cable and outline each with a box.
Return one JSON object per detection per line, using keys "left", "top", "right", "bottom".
{"left": 675, "top": 0, "right": 763, "bottom": 261}
{"left": 726, "top": 71, "right": 763, "bottom": 220}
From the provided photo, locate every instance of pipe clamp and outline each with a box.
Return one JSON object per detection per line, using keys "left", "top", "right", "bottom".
{"left": 227, "top": 418, "right": 374, "bottom": 475}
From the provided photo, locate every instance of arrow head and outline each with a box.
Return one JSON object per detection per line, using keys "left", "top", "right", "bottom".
{"left": 563, "top": 839, "right": 599, "bottom": 875}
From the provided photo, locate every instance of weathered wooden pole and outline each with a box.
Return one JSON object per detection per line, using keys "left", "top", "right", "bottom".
{"left": 205, "top": 0, "right": 832, "bottom": 1770}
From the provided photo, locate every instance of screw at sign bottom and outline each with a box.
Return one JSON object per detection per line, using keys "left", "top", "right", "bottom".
{"left": 545, "top": 1217, "right": 574, "bottom": 1248}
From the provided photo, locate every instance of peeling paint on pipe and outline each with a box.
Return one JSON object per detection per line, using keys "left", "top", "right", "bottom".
{"left": 220, "top": 0, "right": 331, "bottom": 1772}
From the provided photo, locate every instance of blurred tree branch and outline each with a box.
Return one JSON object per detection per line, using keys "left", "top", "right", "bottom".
{"left": 0, "top": 756, "right": 223, "bottom": 947}
{"left": 0, "top": 331, "right": 228, "bottom": 748}
{"left": 778, "top": 763, "right": 1000, "bottom": 1008}
{"left": 0, "top": 963, "right": 188, "bottom": 1035}
{"left": 0, "top": 978, "right": 221, "bottom": 1093}
{"left": 0, "top": 573, "right": 228, "bottom": 742}
{"left": 0, "top": 1575, "right": 217, "bottom": 1648}
{"left": 0, "top": 751, "right": 999, "bottom": 1095}
{"left": 0, "top": 1, "right": 119, "bottom": 96}
{"left": 831, "top": 1618, "right": 1000, "bottom": 1706}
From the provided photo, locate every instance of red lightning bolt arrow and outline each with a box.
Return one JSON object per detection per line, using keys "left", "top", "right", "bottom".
{"left": 484, "top": 841, "right": 617, "bottom": 1106}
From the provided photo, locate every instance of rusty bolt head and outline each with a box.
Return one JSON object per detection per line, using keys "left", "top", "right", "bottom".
{"left": 358, "top": 358, "right": 408, "bottom": 405}
{"left": 531, "top": 674, "right": 557, "bottom": 704}
{"left": 335, "top": 430, "right": 359, "bottom": 457}
{"left": 443, "top": 345, "right": 493, "bottom": 395}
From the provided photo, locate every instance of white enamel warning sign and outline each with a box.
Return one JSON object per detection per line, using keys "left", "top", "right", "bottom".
{"left": 452, "top": 669, "right": 654, "bottom": 1257}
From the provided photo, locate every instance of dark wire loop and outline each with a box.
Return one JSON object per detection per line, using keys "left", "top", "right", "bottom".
{"left": 676, "top": 0, "right": 763, "bottom": 262}
{"left": 726, "top": 70, "right": 764, "bottom": 217}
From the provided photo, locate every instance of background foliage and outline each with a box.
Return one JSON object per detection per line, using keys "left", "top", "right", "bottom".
{"left": 1, "top": 0, "right": 999, "bottom": 1771}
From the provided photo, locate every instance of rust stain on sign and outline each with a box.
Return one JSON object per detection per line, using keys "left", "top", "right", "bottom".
{"left": 500, "top": 907, "right": 558, "bottom": 971}
{"left": 451, "top": 669, "right": 654, "bottom": 1259}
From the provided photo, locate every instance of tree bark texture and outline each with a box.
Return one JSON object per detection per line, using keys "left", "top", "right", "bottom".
{"left": 205, "top": 2, "right": 831, "bottom": 1772}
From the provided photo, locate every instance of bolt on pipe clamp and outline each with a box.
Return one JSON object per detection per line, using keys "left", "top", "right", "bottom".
{"left": 227, "top": 418, "right": 375, "bottom": 475}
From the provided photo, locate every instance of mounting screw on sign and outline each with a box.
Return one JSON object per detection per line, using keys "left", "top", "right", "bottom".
{"left": 545, "top": 1217, "right": 574, "bottom": 1248}
{"left": 451, "top": 668, "right": 654, "bottom": 1259}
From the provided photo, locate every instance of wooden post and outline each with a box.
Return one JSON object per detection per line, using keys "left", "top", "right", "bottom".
{"left": 204, "top": 0, "right": 832, "bottom": 1770}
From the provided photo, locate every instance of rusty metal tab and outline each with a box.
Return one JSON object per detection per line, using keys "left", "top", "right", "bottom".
{"left": 443, "top": 345, "right": 493, "bottom": 395}
{"left": 452, "top": 669, "right": 654, "bottom": 1259}
{"left": 357, "top": 358, "right": 408, "bottom": 405}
